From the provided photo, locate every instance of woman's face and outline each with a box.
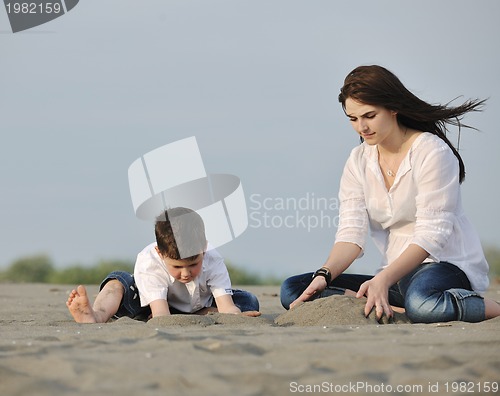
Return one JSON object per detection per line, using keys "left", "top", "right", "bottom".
{"left": 344, "top": 98, "right": 399, "bottom": 146}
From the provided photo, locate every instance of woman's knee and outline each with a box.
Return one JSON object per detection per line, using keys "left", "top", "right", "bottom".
{"left": 405, "top": 286, "right": 485, "bottom": 323}
{"left": 404, "top": 290, "right": 456, "bottom": 323}
{"left": 404, "top": 297, "right": 439, "bottom": 323}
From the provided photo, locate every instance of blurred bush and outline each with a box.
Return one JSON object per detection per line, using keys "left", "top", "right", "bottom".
{"left": 0, "top": 255, "right": 133, "bottom": 284}
{"left": 48, "top": 260, "right": 134, "bottom": 284}
{"left": 0, "top": 255, "right": 280, "bottom": 285}
{"left": 226, "top": 260, "right": 281, "bottom": 285}
{"left": 1, "top": 254, "right": 55, "bottom": 283}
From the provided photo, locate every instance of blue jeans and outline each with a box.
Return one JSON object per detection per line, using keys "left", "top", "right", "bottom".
{"left": 280, "top": 262, "right": 485, "bottom": 323}
{"left": 101, "top": 271, "right": 260, "bottom": 320}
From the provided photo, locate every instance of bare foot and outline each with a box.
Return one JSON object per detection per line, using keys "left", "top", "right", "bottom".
{"left": 484, "top": 298, "right": 500, "bottom": 320}
{"left": 66, "top": 285, "right": 98, "bottom": 323}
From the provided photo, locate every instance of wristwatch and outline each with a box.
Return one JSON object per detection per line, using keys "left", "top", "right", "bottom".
{"left": 312, "top": 267, "right": 331, "bottom": 285}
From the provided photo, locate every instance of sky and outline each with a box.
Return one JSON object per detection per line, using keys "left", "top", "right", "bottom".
{"left": 1, "top": 0, "right": 499, "bottom": 279}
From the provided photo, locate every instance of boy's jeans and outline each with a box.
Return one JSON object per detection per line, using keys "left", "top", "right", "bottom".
{"left": 101, "top": 271, "right": 259, "bottom": 320}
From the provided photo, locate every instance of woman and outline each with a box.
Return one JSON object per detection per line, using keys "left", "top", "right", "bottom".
{"left": 281, "top": 65, "right": 500, "bottom": 323}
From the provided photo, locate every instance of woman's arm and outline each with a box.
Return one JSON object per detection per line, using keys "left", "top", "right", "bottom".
{"left": 290, "top": 149, "right": 369, "bottom": 308}
{"left": 289, "top": 242, "right": 361, "bottom": 308}
{"left": 324, "top": 241, "right": 363, "bottom": 279}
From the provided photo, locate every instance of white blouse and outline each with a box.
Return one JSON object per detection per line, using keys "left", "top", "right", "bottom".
{"left": 133, "top": 243, "right": 233, "bottom": 313}
{"left": 335, "top": 132, "right": 489, "bottom": 293}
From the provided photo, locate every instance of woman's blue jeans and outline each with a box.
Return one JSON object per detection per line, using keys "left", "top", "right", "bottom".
{"left": 280, "top": 262, "right": 485, "bottom": 323}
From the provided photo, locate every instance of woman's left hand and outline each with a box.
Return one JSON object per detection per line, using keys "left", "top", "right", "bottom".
{"left": 356, "top": 275, "right": 393, "bottom": 320}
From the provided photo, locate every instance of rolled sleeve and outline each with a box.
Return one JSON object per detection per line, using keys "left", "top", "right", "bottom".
{"left": 335, "top": 151, "right": 369, "bottom": 250}
{"left": 134, "top": 269, "right": 168, "bottom": 307}
{"left": 205, "top": 250, "right": 233, "bottom": 298}
{"left": 412, "top": 145, "right": 460, "bottom": 258}
{"left": 133, "top": 247, "right": 169, "bottom": 307}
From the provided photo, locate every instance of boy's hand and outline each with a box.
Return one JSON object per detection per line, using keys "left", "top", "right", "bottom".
{"left": 193, "top": 307, "right": 218, "bottom": 315}
{"left": 240, "top": 311, "right": 261, "bottom": 317}
{"left": 219, "top": 305, "right": 243, "bottom": 315}
{"left": 219, "top": 308, "right": 261, "bottom": 316}
{"left": 214, "top": 294, "right": 260, "bottom": 316}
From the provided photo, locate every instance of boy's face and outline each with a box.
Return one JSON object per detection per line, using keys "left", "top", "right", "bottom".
{"left": 158, "top": 250, "right": 204, "bottom": 283}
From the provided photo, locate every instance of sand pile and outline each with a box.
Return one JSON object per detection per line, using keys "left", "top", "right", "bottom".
{"left": 275, "top": 295, "right": 411, "bottom": 326}
{"left": 1, "top": 283, "right": 499, "bottom": 396}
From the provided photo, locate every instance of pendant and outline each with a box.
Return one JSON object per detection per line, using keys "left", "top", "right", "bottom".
{"left": 387, "top": 170, "right": 395, "bottom": 177}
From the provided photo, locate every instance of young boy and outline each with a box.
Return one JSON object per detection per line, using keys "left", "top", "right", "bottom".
{"left": 67, "top": 207, "right": 260, "bottom": 323}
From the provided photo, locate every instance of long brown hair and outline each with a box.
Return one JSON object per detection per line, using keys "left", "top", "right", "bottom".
{"left": 338, "top": 65, "right": 486, "bottom": 183}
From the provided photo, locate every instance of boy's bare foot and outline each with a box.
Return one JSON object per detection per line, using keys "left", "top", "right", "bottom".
{"left": 66, "top": 285, "right": 98, "bottom": 323}
{"left": 484, "top": 298, "right": 500, "bottom": 319}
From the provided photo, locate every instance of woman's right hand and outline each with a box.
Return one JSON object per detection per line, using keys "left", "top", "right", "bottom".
{"left": 289, "top": 276, "right": 327, "bottom": 309}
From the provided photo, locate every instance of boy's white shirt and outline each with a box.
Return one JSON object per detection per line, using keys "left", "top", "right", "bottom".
{"left": 133, "top": 242, "right": 233, "bottom": 313}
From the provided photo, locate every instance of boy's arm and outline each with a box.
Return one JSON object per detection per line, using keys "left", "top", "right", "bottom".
{"left": 149, "top": 299, "right": 171, "bottom": 317}
{"left": 214, "top": 294, "right": 241, "bottom": 314}
{"left": 213, "top": 294, "right": 261, "bottom": 316}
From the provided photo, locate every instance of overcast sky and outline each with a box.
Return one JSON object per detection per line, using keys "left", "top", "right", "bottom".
{"left": 1, "top": 0, "right": 499, "bottom": 278}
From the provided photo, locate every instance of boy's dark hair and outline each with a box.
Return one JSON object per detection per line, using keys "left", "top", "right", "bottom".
{"left": 155, "top": 207, "right": 207, "bottom": 260}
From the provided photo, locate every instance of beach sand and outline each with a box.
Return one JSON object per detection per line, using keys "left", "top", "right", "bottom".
{"left": 1, "top": 282, "right": 499, "bottom": 396}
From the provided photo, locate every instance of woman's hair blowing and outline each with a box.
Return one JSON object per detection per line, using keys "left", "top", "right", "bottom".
{"left": 338, "top": 65, "right": 486, "bottom": 183}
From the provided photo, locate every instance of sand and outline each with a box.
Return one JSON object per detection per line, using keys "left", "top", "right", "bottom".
{"left": 1, "top": 282, "right": 499, "bottom": 396}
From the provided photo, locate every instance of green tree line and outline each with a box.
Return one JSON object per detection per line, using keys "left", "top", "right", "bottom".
{"left": 2, "top": 247, "right": 499, "bottom": 286}
{"left": 0, "top": 254, "right": 281, "bottom": 285}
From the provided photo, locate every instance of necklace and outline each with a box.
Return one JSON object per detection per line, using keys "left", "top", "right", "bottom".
{"left": 378, "top": 151, "right": 400, "bottom": 178}
{"left": 378, "top": 128, "right": 413, "bottom": 178}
